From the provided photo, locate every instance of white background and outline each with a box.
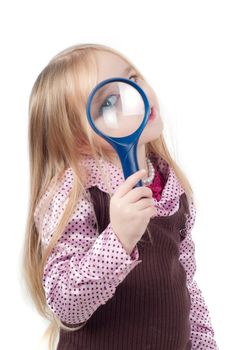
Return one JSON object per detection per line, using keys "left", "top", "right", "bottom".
{"left": 0, "top": 0, "right": 231, "bottom": 349}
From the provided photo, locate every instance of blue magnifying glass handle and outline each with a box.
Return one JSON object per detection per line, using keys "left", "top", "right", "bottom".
{"left": 86, "top": 77, "right": 151, "bottom": 188}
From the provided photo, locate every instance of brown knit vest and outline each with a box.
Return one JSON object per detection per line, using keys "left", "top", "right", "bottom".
{"left": 57, "top": 186, "right": 192, "bottom": 350}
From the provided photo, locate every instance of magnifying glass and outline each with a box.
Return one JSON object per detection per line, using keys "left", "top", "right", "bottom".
{"left": 86, "top": 77, "right": 151, "bottom": 188}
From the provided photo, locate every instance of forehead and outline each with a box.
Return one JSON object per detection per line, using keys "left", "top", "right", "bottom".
{"left": 94, "top": 51, "right": 132, "bottom": 82}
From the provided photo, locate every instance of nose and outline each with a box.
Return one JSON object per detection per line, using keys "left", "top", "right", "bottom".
{"left": 141, "top": 82, "right": 159, "bottom": 114}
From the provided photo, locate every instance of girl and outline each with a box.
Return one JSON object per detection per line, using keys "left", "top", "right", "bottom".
{"left": 22, "top": 43, "right": 218, "bottom": 350}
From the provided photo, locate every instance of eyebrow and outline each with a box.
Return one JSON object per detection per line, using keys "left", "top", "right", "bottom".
{"left": 122, "top": 65, "right": 133, "bottom": 75}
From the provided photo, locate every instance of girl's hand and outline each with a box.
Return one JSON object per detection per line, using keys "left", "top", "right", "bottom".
{"left": 109, "top": 169, "right": 157, "bottom": 254}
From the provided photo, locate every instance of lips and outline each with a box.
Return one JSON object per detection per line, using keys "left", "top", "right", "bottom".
{"left": 148, "top": 106, "right": 156, "bottom": 121}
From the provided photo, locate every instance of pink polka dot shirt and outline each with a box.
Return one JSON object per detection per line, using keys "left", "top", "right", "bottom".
{"left": 34, "top": 154, "right": 218, "bottom": 349}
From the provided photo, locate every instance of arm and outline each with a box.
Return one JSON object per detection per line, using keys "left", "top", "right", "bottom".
{"left": 179, "top": 197, "right": 219, "bottom": 349}
{"left": 36, "top": 186, "right": 142, "bottom": 326}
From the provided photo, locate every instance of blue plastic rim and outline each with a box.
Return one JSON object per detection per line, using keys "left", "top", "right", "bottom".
{"left": 86, "top": 77, "right": 151, "bottom": 187}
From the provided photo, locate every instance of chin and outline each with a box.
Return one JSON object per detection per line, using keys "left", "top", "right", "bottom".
{"left": 138, "top": 118, "right": 164, "bottom": 144}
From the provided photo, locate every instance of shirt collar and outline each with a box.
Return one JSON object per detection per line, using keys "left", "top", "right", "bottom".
{"left": 77, "top": 153, "right": 185, "bottom": 206}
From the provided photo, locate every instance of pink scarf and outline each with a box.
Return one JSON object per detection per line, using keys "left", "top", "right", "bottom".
{"left": 146, "top": 167, "right": 166, "bottom": 201}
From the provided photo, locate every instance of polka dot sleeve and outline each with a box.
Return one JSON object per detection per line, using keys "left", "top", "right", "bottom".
{"left": 179, "top": 198, "right": 219, "bottom": 349}
{"left": 40, "top": 187, "right": 142, "bottom": 325}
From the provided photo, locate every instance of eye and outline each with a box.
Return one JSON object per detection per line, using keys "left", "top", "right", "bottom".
{"left": 129, "top": 74, "right": 139, "bottom": 82}
{"left": 101, "top": 94, "right": 118, "bottom": 109}
{"left": 98, "top": 94, "right": 119, "bottom": 116}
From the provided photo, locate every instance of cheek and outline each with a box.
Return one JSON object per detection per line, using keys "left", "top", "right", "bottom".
{"left": 139, "top": 115, "right": 164, "bottom": 142}
{"left": 146, "top": 112, "right": 163, "bottom": 129}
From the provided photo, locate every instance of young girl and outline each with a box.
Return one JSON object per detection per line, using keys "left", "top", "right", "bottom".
{"left": 22, "top": 43, "right": 218, "bottom": 350}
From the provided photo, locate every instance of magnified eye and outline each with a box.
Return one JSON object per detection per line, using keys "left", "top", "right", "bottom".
{"left": 98, "top": 94, "right": 119, "bottom": 115}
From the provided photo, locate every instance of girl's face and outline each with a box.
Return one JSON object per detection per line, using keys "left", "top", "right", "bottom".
{"left": 91, "top": 51, "right": 163, "bottom": 151}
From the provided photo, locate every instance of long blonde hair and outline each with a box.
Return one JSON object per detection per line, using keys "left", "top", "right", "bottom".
{"left": 21, "top": 43, "right": 194, "bottom": 350}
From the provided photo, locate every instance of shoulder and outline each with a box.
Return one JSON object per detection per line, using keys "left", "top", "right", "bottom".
{"left": 33, "top": 167, "right": 94, "bottom": 245}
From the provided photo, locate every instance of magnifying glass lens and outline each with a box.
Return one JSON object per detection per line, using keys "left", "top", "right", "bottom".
{"left": 90, "top": 81, "right": 145, "bottom": 137}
